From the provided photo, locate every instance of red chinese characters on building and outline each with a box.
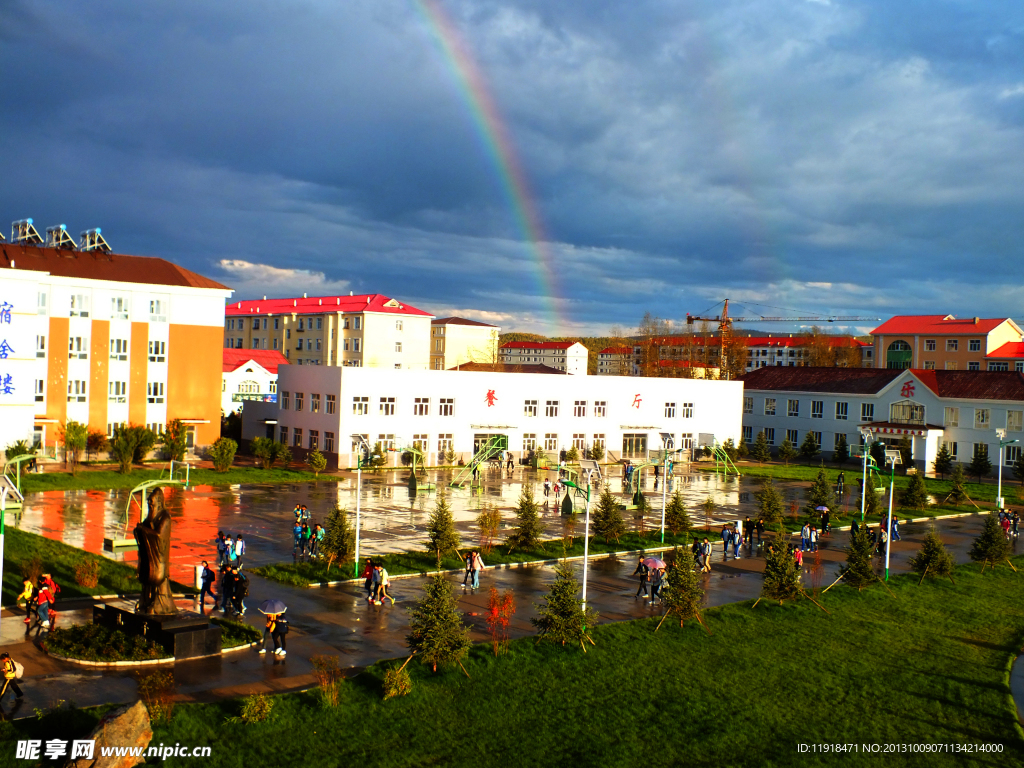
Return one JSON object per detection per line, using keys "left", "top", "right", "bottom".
{"left": 485, "top": 389, "right": 498, "bottom": 407}
{"left": 632, "top": 394, "right": 642, "bottom": 409}
{"left": 900, "top": 381, "right": 915, "bottom": 398}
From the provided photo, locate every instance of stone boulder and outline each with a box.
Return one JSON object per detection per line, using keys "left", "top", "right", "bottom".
{"left": 66, "top": 700, "right": 153, "bottom": 768}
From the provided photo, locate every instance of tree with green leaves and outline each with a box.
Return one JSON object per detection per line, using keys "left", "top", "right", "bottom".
{"left": 833, "top": 434, "right": 849, "bottom": 465}
{"left": 565, "top": 445, "right": 580, "bottom": 463}
{"left": 4, "top": 440, "right": 33, "bottom": 462}
{"left": 863, "top": 476, "right": 882, "bottom": 518}
{"left": 308, "top": 449, "right": 327, "bottom": 478}
{"left": 505, "top": 485, "right": 544, "bottom": 553}
{"left": 777, "top": 437, "right": 797, "bottom": 466}
{"left": 967, "top": 447, "right": 992, "bottom": 482}
{"left": 251, "top": 437, "right": 290, "bottom": 469}
{"left": 161, "top": 419, "right": 188, "bottom": 462}
{"left": 532, "top": 562, "right": 598, "bottom": 650}
{"left": 735, "top": 439, "right": 749, "bottom": 461}
{"left": 721, "top": 438, "right": 738, "bottom": 461}
{"left": 898, "top": 472, "right": 930, "bottom": 509}
{"left": 932, "top": 444, "right": 953, "bottom": 479}
{"left": 799, "top": 431, "right": 820, "bottom": 464}
{"left": 840, "top": 525, "right": 877, "bottom": 591}
{"left": 633, "top": 491, "right": 650, "bottom": 538}
{"left": 110, "top": 425, "right": 141, "bottom": 474}
{"left": 589, "top": 443, "right": 605, "bottom": 462}
{"left": 946, "top": 463, "right": 968, "bottom": 505}
{"left": 592, "top": 486, "right": 626, "bottom": 544}
{"left": 760, "top": 527, "right": 801, "bottom": 605}
{"left": 664, "top": 489, "right": 692, "bottom": 536}
{"left": 752, "top": 430, "right": 771, "bottom": 465}
{"left": 697, "top": 496, "right": 716, "bottom": 532}
{"left": 969, "top": 515, "right": 1011, "bottom": 572}
{"left": 208, "top": 437, "right": 238, "bottom": 471}
{"left": 908, "top": 529, "right": 955, "bottom": 584}
{"left": 407, "top": 574, "right": 471, "bottom": 673}
{"left": 806, "top": 467, "right": 835, "bottom": 512}
{"left": 657, "top": 546, "right": 708, "bottom": 632}
{"left": 755, "top": 477, "right": 784, "bottom": 524}
{"left": 897, "top": 435, "right": 913, "bottom": 475}
{"left": 426, "top": 493, "right": 461, "bottom": 568}
{"left": 128, "top": 425, "right": 158, "bottom": 464}
{"left": 870, "top": 441, "right": 886, "bottom": 471}
{"left": 443, "top": 446, "right": 457, "bottom": 466}
{"left": 322, "top": 505, "right": 356, "bottom": 575}
{"left": 59, "top": 420, "right": 87, "bottom": 475}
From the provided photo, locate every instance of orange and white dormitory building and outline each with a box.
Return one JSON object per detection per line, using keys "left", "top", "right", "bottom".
{"left": 0, "top": 240, "right": 231, "bottom": 454}
{"left": 499, "top": 341, "right": 589, "bottom": 375}
{"left": 871, "top": 315, "right": 1024, "bottom": 372}
{"left": 224, "top": 294, "right": 433, "bottom": 370}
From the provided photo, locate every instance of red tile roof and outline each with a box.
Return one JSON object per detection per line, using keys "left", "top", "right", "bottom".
{"left": 223, "top": 348, "right": 290, "bottom": 374}
{"left": 447, "top": 362, "right": 567, "bottom": 374}
{"left": 911, "top": 370, "right": 1024, "bottom": 401}
{"left": 501, "top": 341, "right": 579, "bottom": 350}
{"left": 431, "top": 317, "right": 498, "bottom": 327}
{"left": 739, "top": 366, "right": 903, "bottom": 394}
{"left": 988, "top": 342, "right": 1024, "bottom": 359}
{"left": 599, "top": 347, "right": 632, "bottom": 355}
{"left": 225, "top": 294, "right": 431, "bottom": 317}
{"left": 871, "top": 315, "right": 1012, "bottom": 336}
{"left": 0, "top": 243, "right": 230, "bottom": 290}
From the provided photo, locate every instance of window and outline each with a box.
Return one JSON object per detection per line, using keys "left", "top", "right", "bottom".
{"left": 968, "top": 361, "right": 980, "bottom": 371}
{"left": 414, "top": 397, "right": 430, "bottom": 416}
{"left": 973, "top": 443, "right": 988, "bottom": 460}
{"left": 573, "top": 433, "right": 587, "bottom": 450}
{"left": 886, "top": 340, "right": 912, "bottom": 369}
{"left": 298, "top": 318, "right": 305, "bottom": 332}
{"left": 148, "top": 340, "right": 166, "bottom": 363}
{"left": 989, "top": 362, "right": 1009, "bottom": 371}
{"left": 945, "top": 361, "right": 958, "bottom": 370}
{"left": 835, "top": 402, "right": 848, "bottom": 420}
{"left": 923, "top": 361, "right": 936, "bottom": 370}
{"left": 68, "top": 336, "right": 88, "bottom": 359}
{"left": 681, "top": 402, "right": 693, "bottom": 418}
{"left": 544, "top": 433, "right": 558, "bottom": 451}
{"left": 574, "top": 401, "right": 587, "bottom": 417}
{"left": 946, "top": 339, "right": 958, "bottom": 352}
{"left": 592, "top": 434, "right": 606, "bottom": 449}
{"left": 437, "top": 434, "right": 453, "bottom": 453}
{"left": 37, "top": 291, "right": 47, "bottom": 315}
{"left": 311, "top": 394, "right": 321, "bottom": 413}
{"left": 354, "top": 317, "right": 361, "bottom": 330}
{"left": 281, "top": 391, "right": 290, "bottom": 409}
{"left": 522, "top": 433, "right": 537, "bottom": 451}
{"left": 252, "top": 318, "right": 261, "bottom": 331}
{"left": 763, "top": 428, "right": 775, "bottom": 446}
{"left": 764, "top": 398, "right": 776, "bottom": 416}
{"left": 34, "top": 335, "right": 46, "bottom": 359}
{"left": 1018, "top": 362, "right": 1024, "bottom": 373}
{"left": 295, "top": 392, "right": 304, "bottom": 412}
{"left": 969, "top": 339, "right": 981, "bottom": 352}
{"left": 353, "top": 396, "right": 368, "bottom": 415}
{"left": 811, "top": 431, "right": 821, "bottom": 447}
{"left": 834, "top": 433, "right": 846, "bottom": 449}
{"left": 106, "top": 380, "right": 127, "bottom": 403}
{"left": 742, "top": 426, "right": 753, "bottom": 443}
{"left": 409, "top": 434, "right": 427, "bottom": 452}
{"left": 109, "top": 338, "right": 128, "bottom": 361}
{"left": 890, "top": 400, "right": 925, "bottom": 425}
{"left": 324, "top": 432, "right": 335, "bottom": 453}
{"left": 236, "top": 337, "right": 243, "bottom": 348}
{"left": 786, "top": 429, "right": 798, "bottom": 444}
{"left": 811, "top": 401, "right": 824, "bottom": 419}
{"left": 1006, "top": 445, "right": 1022, "bottom": 467}
{"left": 594, "top": 401, "right": 607, "bottom": 417}
{"left": 322, "top": 394, "right": 335, "bottom": 415}
{"left": 1007, "top": 410, "right": 1023, "bottom": 432}
{"left": 943, "top": 440, "right": 957, "bottom": 459}
{"left": 309, "top": 431, "right": 319, "bottom": 450}
{"left": 396, "top": 320, "right": 403, "bottom": 331}
{"left": 974, "top": 408, "right": 990, "bottom": 429}
{"left": 315, "top": 339, "right": 322, "bottom": 352}
{"left": 316, "top": 318, "right": 322, "bottom": 330}
{"left": 149, "top": 299, "right": 166, "bottom": 322}
{"left": 861, "top": 403, "right": 874, "bottom": 422}
{"left": 297, "top": 339, "right": 304, "bottom": 351}
{"left": 147, "top": 382, "right": 164, "bottom": 404}
{"left": 280, "top": 426, "right": 288, "bottom": 444}
{"left": 925, "top": 339, "right": 936, "bottom": 351}
{"left": 787, "top": 400, "right": 799, "bottom": 417}
{"left": 273, "top": 318, "right": 280, "bottom": 330}
{"left": 743, "top": 396, "right": 753, "bottom": 414}
{"left": 942, "top": 407, "right": 959, "bottom": 428}
{"left": 622, "top": 433, "right": 647, "bottom": 457}
{"left": 435, "top": 339, "right": 442, "bottom": 352}
{"left": 545, "top": 400, "right": 559, "bottom": 417}
{"left": 380, "top": 397, "right": 395, "bottom": 415}
{"left": 111, "top": 296, "right": 129, "bottom": 320}
{"left": 70, "top": 293, "right": 90, "bottom": 317}
{"left": 395, "top": 342, "right": 402, "bottom": 353}
{"left": 664, "top": 402, "right": 676, "bottom": 418}
{"left": 353, "top": 339, "right": 361, "bottom": 353}
{"left": 293, "top": 428, "right": 303, "bottom": 448}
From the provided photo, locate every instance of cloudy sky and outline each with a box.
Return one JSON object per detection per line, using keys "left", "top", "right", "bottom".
{"left": 2, "top": 0, "right": 1022, "bottom": 336}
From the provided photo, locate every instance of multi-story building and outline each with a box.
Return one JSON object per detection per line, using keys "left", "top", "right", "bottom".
{"left": 241, "top": 364, "right": 742, "bottom": 468}
{"left": 742, "top": 335, "right": 870, "bottom": 372}
{"left": 0, "top": 241, "right": 231, "bottom": 452}
{"left": 222, "top": 348, "right": 288, "bottom": 415}
{"left": 986, "top": 342, "right": 1024, "bottom": 372}
{"left": 740, "top": 366, "right": 1024, "bottom": 477}
{"left": 871, "top": 315, "right": 1023, "bottom": 371}
{"left": 597, "top": 346, "right": 632, "bottom": 376}
{"left": 430, "top": 317, "right": 500, "bottom": 370}
{"left": 499, "top": 341, "right": 588, "bottom": 375}
{"left": 224, "top": 294, "right": 433, "bottom": 370}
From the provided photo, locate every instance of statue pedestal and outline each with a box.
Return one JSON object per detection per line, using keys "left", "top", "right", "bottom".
{"left": 93, "top": 600, "right": 222, "bottom": 660}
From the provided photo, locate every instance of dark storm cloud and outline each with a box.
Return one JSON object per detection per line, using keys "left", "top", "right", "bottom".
{"left": 1, "top": 0, "right": 1022, "bottom": 334}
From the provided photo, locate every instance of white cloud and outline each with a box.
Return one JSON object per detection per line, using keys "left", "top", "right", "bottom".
{"left": 999, "top": 83, "right": 1024, "bottom": 100}
{"left": 216, "top": 259, "right": 350, "bottom": 300}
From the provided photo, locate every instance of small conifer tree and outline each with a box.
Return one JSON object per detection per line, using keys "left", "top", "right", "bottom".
{"left": 657, "top": 546, "right": 708, "bottom": 632}
{"left": 967, "top": 447, "right": 992, "bottom": 482}
{"left": 898, "top": 472, "right": 930, "bottom": 509}
{"left": 532, "top": 562, "right": 598, "bottom": 649}
{"left": 633, "top": 491, "right": 650, "bottom": 538}
{"left": 752, "top": 430, "right": 772, "bottom": 464}
{"left": 969, "top": 515, "right": 1011, "bottom": 572}
{"left": 755, "top": 477, "right": 784, "bottom": 524}
{"left": 407, "top": 574, "right": 471, "bottom": 673}
{"left": 932, "top": 444, "right": 953, "bottom": 479}
{"left": 736, "top": 439, "right": 749, "bottom": 461}
{"left": 592, "top": 486, "right": 627, "bottom": 544}
{"left": 425, "top": 492, "right": 461, "bottom": 568}
{"left": 799, "top": 432, "right": 820, "bottom": 464}
{"left": 307, "top": 449, "right": 327, "bottom": 478}
{"left": 777, "top": 437, "right": 797, "bottom": 466}
{"left": 840, "top": 524, "right": 877, "bottom": 591}
{"left": 908, "top": 529, "right": 955, "bottom": 584}
{"left": 760, "top": 527, "right": 801, "bottom": 605}
{"left": 947, "top": 463, "right": 968, "bottom": 505}
{"left": 862, "top": 478, "right": 882, "bottom": 518}
{"left": 833, "top": 434, "right": 849, "bottom": 465}
{"left": 505, "top": 485, "right": 544, "bottom": 552}
{"left": 322, "top": 504, "right": 356, "bottom": 576}
{"left": 698, "top": 496, "right": 717, "bottom": 531}
{"left": 665, "top": 490, "right": 692, "bottom": 536}
{"left": 565, "top": 445, "right": 580, "bottom": 463}
{"left": 806, "top": 467, "right": 835, "bottom": 512}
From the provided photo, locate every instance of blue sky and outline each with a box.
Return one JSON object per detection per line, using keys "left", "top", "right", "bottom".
{"left": 2, "top": 0, "right": 1022, "bottom": 335}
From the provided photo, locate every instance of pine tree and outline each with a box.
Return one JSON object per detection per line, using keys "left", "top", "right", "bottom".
{"left": 898, "top": 472, "right": 930, "bottom": 509}
{"left": 721, "top": 438, "right": 738, "bottom": 461}
{"left": 505, "top": 485, "right": 544, "bottom": 552}
{"left": 735, "top": 439, "right": 749, "bottom": 461}
{"left": 755, "top": 477, "right": 784, "bottom": 524}
{"left": 698, "top": 496, "right": 717, "bottom": 531}
{"left": 897, "top": 435, "right": 913, "bottom": 474}
{"left": 752, "top": 430, "right": 772, "bottom": 464}
{"left": 967, "top": 447, "right": 992, "bottom": 482}
{"left": 592, "top": 486, "right": 626, "bottom": 544}
{"left": 665, "top": 489, "right": 692, "bottom": 536}
{"left": 806, "top": 467, "right": 835, "bottom": 512}
{"left": 862, "top": 477, "right": 882, "bottom": 518}
{"left": 777, "top": 438, "right": 797, "bottom": 466}
{"left": 322, "top": 505, "right": 356, "bottom": 575}
{"left": 760, "top": 527, "right": 801, "bottom": 604}
{"left": 633, "top": 491, "right": 650, "bottom": 538}
{"left": 932, "top": 444, "right": 953, "bottom": 479}
{"left": 947, "top": 463, "right": 968, "bottom": 505}
{"left": 833, "top": 434, "right": 849, "bottom": 465}
{"left": 870, "top": 441, "right": 886, "bottom": 471}
{"left": 908, "top": 529, "right": 955, "bottom": 584}
{"left": 532, "top": 562, "right": 598, "bottom": 649}
{"left": 799, "top": 432, "right": 820, "bottom": 464}
{"left": 839, "top": 525, "right": 877, "bottom": 590}
{"left": 407, "top": 574, "right": 471, "bottom": 672}
{"left": 657, "top": 547, "right": 708, "bottom": 632}
{"left": 425, "top": 492, "right": 461, "bottom": 568}
{"left": 969, "top": 515, "right": 1011, "bottom": 572}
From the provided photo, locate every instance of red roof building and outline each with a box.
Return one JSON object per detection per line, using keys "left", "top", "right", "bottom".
{"left": 225, "top": 293, "right": 430, "bottom": 317}
{"left": 223, "top": 348, "right": 290, "bottom": 374}
{"left": 870, "top": 314, "right": 1023, "bottom": 371}
{"left": 499, "top": 341, "right": 589, "bottom": 375}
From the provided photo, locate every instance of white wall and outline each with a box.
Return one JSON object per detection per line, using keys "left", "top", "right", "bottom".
{"left": 0, "top": 269, "right": 43, "bottom": 452}
{"left": 222, "top": 360, "right": 279, "bottom": 415}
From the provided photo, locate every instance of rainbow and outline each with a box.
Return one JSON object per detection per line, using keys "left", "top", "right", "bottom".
{"left": 412, "top": 0, "right": 566, "bottom": 334}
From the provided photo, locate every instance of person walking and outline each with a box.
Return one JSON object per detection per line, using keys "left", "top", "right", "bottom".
{"left": 800, "top": 522, "right": 811, "bottom": 552}
{"left": 821, "top": 510, "right": 831, "bottom": 536}
{"left": 360, "top": 558, "right": 374, "bottom": 599}
{"left": 462, "top": 552, "right": 473, "bottom": 588}
{"left": 36, "top": 578, "right": 55, "bottom": 629}
{"left": 633, "top": 557, "right": 650, "bottom": 598}
{"left": 232, "top": 569, "right": 249, "bottom": 616}
{"left": 794, "top": 547, "right": 803, "bottom": 568}
{"left": 1013, "top": 511, "right": 1020, "bottom": 539}
{"left": 234, "top": 534, "right": 246, "bottom": 569}
{"left": 892, "top": 516, "right": 901, "bottom": 542}
{"left": 649, "top": 567, "right": 664, "bottom": 604}
{"left": 0, "top": 653, "right": 23, "bottom": 705}
{"left": 17, "top": 578, "right": 37, "bottom": 625}
{"left": 543, "top": 478, "right": 551, "bottom": 498}
{"left": 292, "top": 522, "right": 303, "bottom": 558}
{"left": 471, "top": 551, "right": 485, "bottom": 589}
{"left": 271, "top": 614, "right": 289, "bottom": 657}
{"left": 219, "top": 565, "right": 236, "bottom": 614}
{"left": 732, "top": 527, "right": 743, "bottom": 559}
{"left": 756, "top": 518, "right": 765, "bottom": 547}
{"left": 369, "top": 563, "right": 383, "bottom": 604}
{"left": 308, "top": 524, "right": 322, "bottom": 558}
{"left": 378, "top": 567, "right": 395, "bottom": 605}
{"left": 701, "top": 539, "right": 713, "bottom": 572}
{"left": 809, "top": 526, "right": 818, "bottom": 553}
{"left": 216, "top": 531, "right": 228, "bottom": 567}
{"left": 199, "top": 561, "right": 216, "bottom": 612}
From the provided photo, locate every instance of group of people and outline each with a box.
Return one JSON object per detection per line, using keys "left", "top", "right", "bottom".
{"left": 16, "top": 573, "right": 60, "bottom": 630}
{"left": 216, "top": 531, "right": 246, "bottom": 569}
{"left": 462, "top": 550, "right": 487, "bottom": 589}
{"left": 690, "top": 538, "right": 715, "bottom": 572}
{"left": 799, "top": 523, "right": 822, "bottom": 552}
{"left": 998, "top": 510, "right": 1020, "bottom": 540}
{"left": 292, "top": 505, "right": 325, "bottom": 560}
{"left": 360, "top": 559, "right": 395, "bottom": 605}
{"left": 719, "top": 524, "right": 746, "bottom": 558}
{"left": 198, "top": 556, "right": 250, "bottom": 617}
{"left": 632, "top": 558, "right": 667, "bottom": 603}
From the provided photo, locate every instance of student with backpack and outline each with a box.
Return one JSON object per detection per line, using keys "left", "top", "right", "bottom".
{"left": 0, "top": 653, "right": 24, "bottom": 704}
{"left": 271, "top": 614, "right": 288, "bottom": 656}
{"left": 471, "top": 551, "right": 485, "bottom": 589}
{"left": 216, "top": 531, "right": 228, "bottom": 566}
{"left": 219, "top": 565, "right": 236, "bottom": 613}
{"left": 36, "top": 578, "right": 56, "bottom": 629}
{"left": 199, "top": 561, "right": 216, "bottom": 612}
{"left": 17, "top": 578, "right": 37, "bottom": 625}
{"left": 232, "top": 570, "right": 249, "bottom": 616}
{"left": 234, "top": 535, "right": 246, "bottom": 569}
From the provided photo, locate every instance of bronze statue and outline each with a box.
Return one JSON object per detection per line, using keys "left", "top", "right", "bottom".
{"left": 134, "top": 487, "right": 177, "bottom": 616}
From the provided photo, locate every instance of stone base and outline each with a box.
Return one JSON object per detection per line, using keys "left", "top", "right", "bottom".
{"left": 94, "top": 600, "right": 222, "bottom": 659}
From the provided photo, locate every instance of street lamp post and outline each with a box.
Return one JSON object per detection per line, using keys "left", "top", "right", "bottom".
{"left": 575, "top": 460, "right": 602, "bottom": 617}
{"left": 996, "top": 428, "right": 1018, "bottom": 510}
{"left": 883, "top": 448, "right": 902, "bottom": 581}
{"left": 659, "top": 433, "right": 675, "bottom": 544}
{"left": 350, "top": 434, "right": 371, "bottom": 578}
{"left": 859, "top": 428, "right": 874, "bottom": 522}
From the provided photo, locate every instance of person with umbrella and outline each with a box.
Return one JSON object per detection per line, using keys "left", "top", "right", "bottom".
{"left": 259, "top": 600, "right": 289, "bottom": 657}
{"left": 632, "top": 557, "right": 649, "bottom": 599}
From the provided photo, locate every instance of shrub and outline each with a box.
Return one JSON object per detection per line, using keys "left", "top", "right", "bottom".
{"left": 235, "top": 693, "right": 273, "bottom": 724}
{"left": 899, "top": 472, "right": 930, "bottom": 509}
{"left": 24, "top": 556, "right": 43, "bottom": 588}
{"left": 311, "top": 655, "right": 344, "bottom": 708}
{"left": 308, "top": 449, "right": 327, "bottom": 478}
{"left": 761, "top": 527, "right": 802, "bottom": 604}
{"left": 58, "top": 420, "right": 87, "bottom": 475}
{"left": 476, "top": 505, "right": 502, "bottom": 554}
{"left": 110, "top": 425, "right": 140, "bottom": 474}
{"left": 322, "top": 505, "right": 356, "bottom": 575}
{"left": 251, "top": 437, "right": 290, "bottom": 469}
{"left": 43, "top": 624, "right": 166, "bottom": 662}
{"left": 486, "top": 587, "right": 516, "bottom": 656}
{"left": 443, "top": 447, "right": 457, "bottom": 466}
{"left": 908, "top": 529, "right": 955, "bottom": 583}
{"left": 85, "top": 430, "right": 109, "bottom": 461}
{"left": 664, "top": 490, "right": 692, "bottom": 536}
{"left": 210, "top": 617, "right": 262, "bottom": 647}
{"left": 4, "top": 439, "right": 33, "bottom": 461}
{"left": 407, "top": 574, "right": 470, "bottom": 673}
{"left": 969, "top": 515, "right": 1011, "bottom": 572}
{"left": 383, "top": 662, "right": 413, "bottom": 700}
{"left": 425, "top": 493, "right": 461, "bottom": 568}
{"left": 840, "top": 525, "right": 877, "bottom": 591}
{"left": 589, "top": 443, "right": 605, "bottom": 462}
{"left": 74, "top": 560, "right": 100, "bottom": 588}
{"left": 209, "top": 437, "right": 238, "bottom": 472}
{"left": 592, "top": 487, "right": 626, "bottom": 544}
{"left": 138, "top": 671, "right": 176, "bottom": 724}
{"left": 565, "top": 445, "right": 580, "bottom": 463}
{"left": 755, "top": 478, "right": 784, "bottom": 524}
{"left": 161, "top": 419, "right": 188, "bottom": 462}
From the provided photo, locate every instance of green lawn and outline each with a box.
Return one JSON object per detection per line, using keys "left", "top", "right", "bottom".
{"left": 19, "top": 465, "right": 327, "bottom": 494}
{"left": 7, "top": 558, "right": 1024, "bottom": 767}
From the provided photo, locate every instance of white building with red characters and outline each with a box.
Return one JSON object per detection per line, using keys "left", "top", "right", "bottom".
{"left": 739, "top": 366, "right": 1024, "bottom": 476}
{"left": 241, "top": 365, "right": 742, "bottom": 468}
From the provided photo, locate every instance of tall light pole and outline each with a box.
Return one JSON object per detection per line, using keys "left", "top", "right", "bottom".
{"left": 575, "top": 460, "right": 601, "bottom": 618}
{"left": 883, "top": 448, "right": 902, "bottom": 581}
{"left": 659, "top": 433, "right": 674, "bottom": 544}
{"left": 350, "top": 434, "right": 371, "bottom": 577}
{"left": 859, "top": 428, "right": 874, "bottom": 522}
{"left": 996, "top": 428, "right": 1018, "bottom": 511}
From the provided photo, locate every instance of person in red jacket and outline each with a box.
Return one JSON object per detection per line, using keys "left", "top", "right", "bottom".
{"left": 36, "top": 579, "right": 55, "bottom": 629}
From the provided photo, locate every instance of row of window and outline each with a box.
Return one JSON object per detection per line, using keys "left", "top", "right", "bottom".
{"left": 919, "top": 360, "right": 1024, "bottom": 372}
{"left": 31, "top": 336, "right": 166, "bottom": 362}
{"left": 280, "top": 393, "right": 337, "bottom": 414}
{"left": 56, "top": 380, "right": 166, "bottom": 404}
{"left": 37, "top": 293, "right": 167, "bottom": 321}
{"left": 746, "top": 397, "right": 867, "bottom": 421}
{"left": 226, "top": 316, "right": 382, "bottom": 332}
{"left": 282, "top": 396, "right": 696, "bottom": 419}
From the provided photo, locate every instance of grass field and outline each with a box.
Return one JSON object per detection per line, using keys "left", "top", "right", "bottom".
{"left": 18, "top": 465, "right": 325, "bottom": 494}
{"left": 6, "top": 557, "right": 1023, "bottom": 768}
